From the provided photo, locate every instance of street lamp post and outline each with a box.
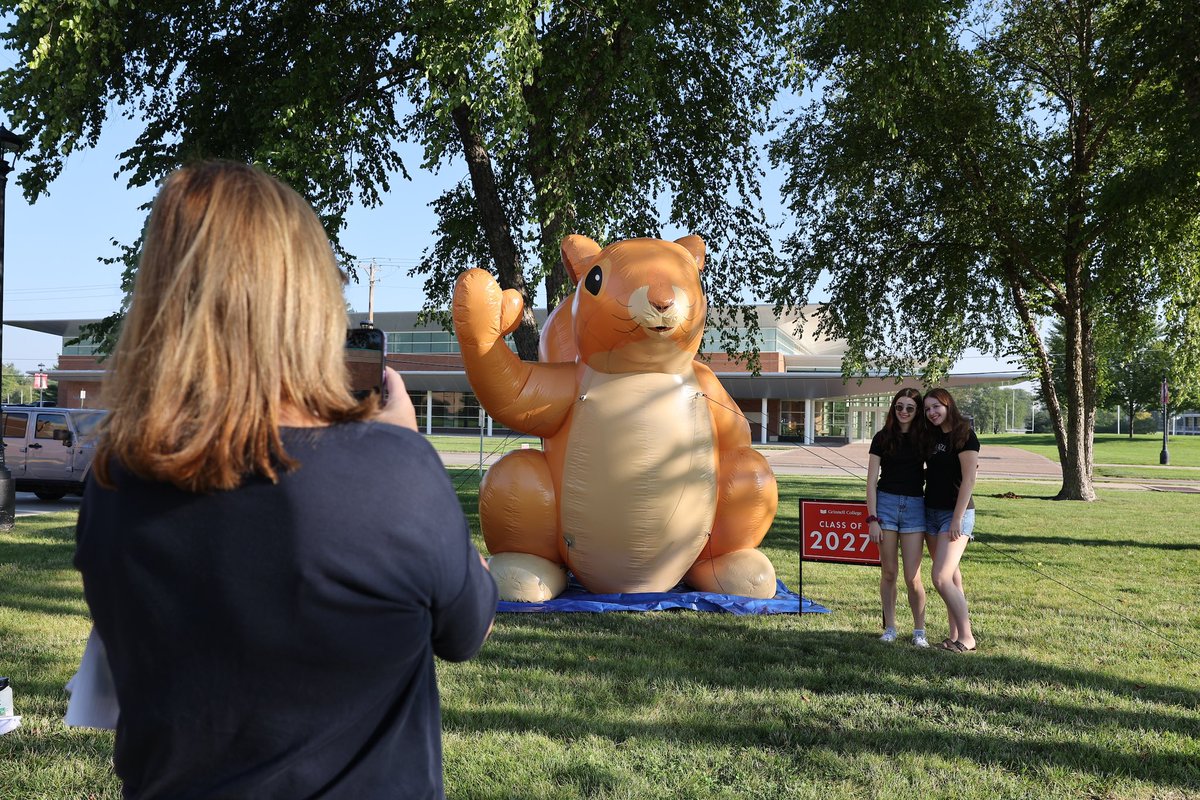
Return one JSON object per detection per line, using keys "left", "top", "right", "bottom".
{"left": 1160, "top": 375, "right": 1170, "bottom": 466}
{"left": 0, "top": 124, "right": 25, "bottom": 530}
{"left": 36, "top": 362, "right": 44, "bottom": 406}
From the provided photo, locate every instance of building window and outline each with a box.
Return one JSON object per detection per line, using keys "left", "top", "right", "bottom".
{"left": 700, "top": 326, "right": 803, "bottom": 355}
{"left": 62, "top": 338, "right": 101, "bottom": 356}
{"left": 779, "top": 400, "right": 805, "bottom": 439}
{"left": 386, "top": 331, "right": 462, "bottom": 355}
{"left": 817, "top": 401, "right": 847, "bottom": 438}
{"left": 407, "top": 391, "right": 428, "bottom": 429}
{"left": 430, "top": 392, "right": 482, "bottom": 432}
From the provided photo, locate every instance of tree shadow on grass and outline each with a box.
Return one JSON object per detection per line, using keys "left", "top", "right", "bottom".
{"left": 0, "top": 520, "right": 90, "bottom": 618}
{"left": 448, "top": 616, "right": 1200, "bottom": 792}
{"left": 976, "top": 532, "right": 1200, "bottom": 552}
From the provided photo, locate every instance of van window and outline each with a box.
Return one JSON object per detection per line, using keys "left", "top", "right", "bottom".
{"left": 3, "top": 412, "right": 28, "bottom": 438}
{"left": 72, "top": 411, "right": 107, "bottom": 437}
{"left": 34, "top": 413, "right": 69, "bottom": 440}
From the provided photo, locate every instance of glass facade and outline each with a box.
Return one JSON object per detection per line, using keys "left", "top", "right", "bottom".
{"left": 699, "top": 327, "right": 803, "bottom": 356}
{"left": 387, "top": 331, "right": 460, "bottom": 354}
{"left": 63, "top": 339, "right": 102, "bottom": 356}
{"left": 815, "top": 394, "right": 895, "bottom": 440}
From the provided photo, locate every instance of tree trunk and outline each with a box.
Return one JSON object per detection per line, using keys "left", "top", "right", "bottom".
{"left": 1056, "top": 260, "right": 1097, "bottom": 500}
{"left": 1056, "top": 245, "right": 1097, "bottom": 499}
{"left": 1081, "top": 309, "right": 1098, "bottom": 478}
{"left": 450, "top": 102, "right": 540, "bottom": 361}
{"left": 1055, "top": 8, "right": 1099, "bottom": 501}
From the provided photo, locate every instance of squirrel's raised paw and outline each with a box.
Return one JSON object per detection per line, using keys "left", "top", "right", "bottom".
{"left": 452, "top": 269, "right": 524, "bottom": 348}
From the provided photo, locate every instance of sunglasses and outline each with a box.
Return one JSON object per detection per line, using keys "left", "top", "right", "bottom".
{"left": 894, "top": 404, "right": 918, "bottom": 413}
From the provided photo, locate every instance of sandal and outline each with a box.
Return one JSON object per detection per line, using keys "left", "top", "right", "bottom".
{"left": 940, "top": 640, "right": 976, "bottom": 653}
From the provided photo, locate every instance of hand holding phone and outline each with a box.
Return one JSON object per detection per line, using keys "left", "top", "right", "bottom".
{"left": 376, "top": 368, "right": 418, "bottom": 431}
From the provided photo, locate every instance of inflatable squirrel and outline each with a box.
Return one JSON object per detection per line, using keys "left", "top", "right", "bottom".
{"left": 452, "top": 234, "right": 778, "bottom": 602}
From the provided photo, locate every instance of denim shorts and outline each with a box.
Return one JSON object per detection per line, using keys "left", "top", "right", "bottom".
{"left": 925, "top": 508, "right": 976, "bottom": 539}
{"left": 875, "top": 490, "right": 926, "bottom": 534}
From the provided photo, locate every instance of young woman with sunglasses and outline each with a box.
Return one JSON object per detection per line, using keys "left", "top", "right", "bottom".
{"left": 922, "top": 388, "right": 979, "bottom": 652}
{"left": 865, "top": 388, "right": 930, "bottom": 647}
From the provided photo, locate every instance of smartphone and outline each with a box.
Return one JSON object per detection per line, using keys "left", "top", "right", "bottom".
{"left": 345, "top": 325, "right": 387, "bottom": 403}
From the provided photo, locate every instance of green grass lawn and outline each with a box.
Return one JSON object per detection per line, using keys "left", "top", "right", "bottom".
{"left": 980, "top": 432, "right": 1200, "bottom": 468}
{"left": 3, "top": 477, "right": 1198, "bottom": 799}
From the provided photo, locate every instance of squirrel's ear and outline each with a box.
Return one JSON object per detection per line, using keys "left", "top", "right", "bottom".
{"left": 674, "top": 235, "right": 706, "bottom": 272}
{"left": 561, "top": 235, "right": 602, "bottom": 285}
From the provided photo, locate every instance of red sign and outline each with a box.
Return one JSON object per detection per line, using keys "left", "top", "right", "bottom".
{"left": 799, "top": 499, "right": 880, "bottom": 566}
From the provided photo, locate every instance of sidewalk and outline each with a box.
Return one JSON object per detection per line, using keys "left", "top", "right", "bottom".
{"left": 442, "top": 442, "right": 1060, "bottom": 479}
{"left": 757, "top": 442, "right": 1063, "bottom": 481}
{"left": 442, "top": 443, "right": 1200, "bottom": 492}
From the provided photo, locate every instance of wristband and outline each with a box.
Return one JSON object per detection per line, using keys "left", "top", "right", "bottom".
{"left": 866, "top": 515, "right": 880, "bottom": 524}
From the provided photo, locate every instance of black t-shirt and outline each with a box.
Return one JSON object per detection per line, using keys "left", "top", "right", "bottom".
{"left": 924, "top": 427, "right": 981, "bottom": 510}
{"left": 75, "top": 422, "right": 498, "bottom": 800}
{"left": 869, "top": 428, "right": 924, "bottom": 497}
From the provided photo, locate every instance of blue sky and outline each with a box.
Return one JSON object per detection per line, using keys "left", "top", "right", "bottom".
{"left": 1, "top": 112, "right": 457, "bottom": 372}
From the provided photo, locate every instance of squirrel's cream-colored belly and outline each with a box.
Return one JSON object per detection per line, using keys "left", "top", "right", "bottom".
{"left": 560, "top": 368, "right": 717, "bottom": 593}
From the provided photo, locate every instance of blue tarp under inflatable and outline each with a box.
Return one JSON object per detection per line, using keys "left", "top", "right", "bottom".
{"left": 497, "top": 578, "right": 829, "bottom": 615}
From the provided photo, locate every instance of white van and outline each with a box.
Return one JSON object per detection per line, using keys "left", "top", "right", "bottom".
{"left": 1, "top": 406, "right": 106, "bottom": 501}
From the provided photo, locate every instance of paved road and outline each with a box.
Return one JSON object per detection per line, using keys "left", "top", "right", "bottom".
{"left": 14, "top": 491, "right": 82, "bottom": 517}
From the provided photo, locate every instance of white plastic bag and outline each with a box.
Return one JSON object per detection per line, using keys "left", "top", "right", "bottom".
{"left": 64, "top": 626, "right": 120, "bottom": 730}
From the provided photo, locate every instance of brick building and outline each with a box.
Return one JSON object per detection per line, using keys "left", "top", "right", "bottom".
{"left": 10, "top": 308, "right": 1021, "bottom": 443}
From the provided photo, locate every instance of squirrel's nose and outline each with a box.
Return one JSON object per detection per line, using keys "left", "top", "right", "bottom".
{"left": 647, "top": 285, "right": 675, "bottom": 312}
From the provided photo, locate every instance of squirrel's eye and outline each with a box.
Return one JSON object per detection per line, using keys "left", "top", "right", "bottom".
{"left": 584, "top": 265, "right": 603, "bottom": 296}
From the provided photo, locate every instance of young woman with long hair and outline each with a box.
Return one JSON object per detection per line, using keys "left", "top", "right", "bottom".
{"left": 76, "top": 161, "right": 497, "bottom": 798}
{"left": 866, "top": 387, "right": 930, "bottom": 647}
{"left": 922, "top": 387, "right": 979, "bottom": 652}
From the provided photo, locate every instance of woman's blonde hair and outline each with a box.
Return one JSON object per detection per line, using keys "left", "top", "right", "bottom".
{"left": 95, "top": 161, "right": 373, "bottom": 492}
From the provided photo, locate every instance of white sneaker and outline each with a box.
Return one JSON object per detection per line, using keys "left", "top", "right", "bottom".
{"left": 879, "top": 628, "right": 897, "bottom": 643}
{"left": 912, "top": 632, "right": 930, "bottom": 648}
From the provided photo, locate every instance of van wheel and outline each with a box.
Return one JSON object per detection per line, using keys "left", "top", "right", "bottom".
{"left": 34, "top": 491, "right": 67, "bottom": 501}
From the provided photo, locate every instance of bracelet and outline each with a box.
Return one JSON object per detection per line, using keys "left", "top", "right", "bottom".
{"left": 866, "top": 515, "right": 880, "bottom": 524}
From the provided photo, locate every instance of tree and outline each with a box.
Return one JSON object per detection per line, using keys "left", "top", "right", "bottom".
{"left": 1, "top": 1, "right": 786, "bottom": 362}
{"left": 952, "top": 385, "right": 1031, "bottom": 434}
{"left": 2, "top": 362, "right": 32, "bottom": 404}
{"left": 1041, "top": 313, "right": 1163, "bottom": 438}
{"left": 762, "top": 0, "right": 1200, "bottom": 499}
{"left": 1097, "top": 319, "right": 1167, "bottom": 439}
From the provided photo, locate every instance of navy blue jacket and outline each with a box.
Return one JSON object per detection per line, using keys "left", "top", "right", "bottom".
{"left": 76, "top": 423, "right": 497, "bottom": 799}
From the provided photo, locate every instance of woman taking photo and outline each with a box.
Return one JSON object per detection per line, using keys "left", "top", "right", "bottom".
{"left": 865, "top": 388, "right": 929, "bottom": 648}
{"left": 922, "top": 387, "right": 979, "bottom": 653}
{"left": 75, "top": 161, "right": 497, "bottom": 798}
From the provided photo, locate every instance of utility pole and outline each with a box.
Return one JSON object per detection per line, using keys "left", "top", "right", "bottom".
{"left": 367, "top": 260, "right": 378, "bottom": 324}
